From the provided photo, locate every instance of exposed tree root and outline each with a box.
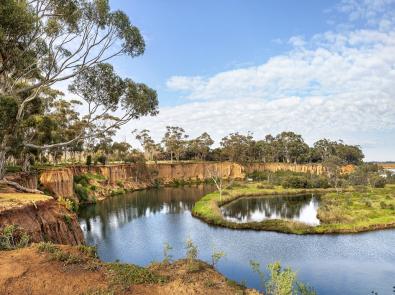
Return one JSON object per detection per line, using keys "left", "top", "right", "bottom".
{"left": 0, "top": 179, "right": 44, "bottom": 194}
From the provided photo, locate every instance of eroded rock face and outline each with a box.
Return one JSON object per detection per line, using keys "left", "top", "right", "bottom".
{"left": 0, "top": 199, "right": 84, "bottom": 245}
{"left": 7, "top": 162, "right": 354, "bottom": 200}
{"left": 149, "top": 162, "right": 245, "bottom": 183}
{"left": 39, "top": 169, "right": 75, "bottom": 200}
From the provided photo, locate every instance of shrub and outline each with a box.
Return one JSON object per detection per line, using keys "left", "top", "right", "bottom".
{"left": 282, "top": 176, "right": 308, "bottom": 189}
{"left": 75, "top": 183, "right": 89, "bottom": 201}
{"left": 86, "top": 155, "right": 92, "bottom": 166}
{"left": 106, "top": 263, "right": 166, "bottom": 288}
{"left": 58, "top": 197, "right": 79, "bottom": 212}
{"left": 363, "top": 197, "right": 372, "bottom": 207}
{"left": 185, "top": 239, "right": 198, "bottom": 263}
{"left": 211, "top": 249, "right": 225, "bottom": 268}
{"left": 78, "top": 245, "right": 97, "bottom": 258}
{"left": 97, "top": 155, "right": 107, "bottom": 165}
{"left": 373, "top": 177, "right": 386, "bottom": 188}
{"left": 163, "top": 242, "right": 173, "bottom": 264}
{"left": 37, "top": 242, "right": 58, "bottom": 253}
{"left": 0, "top": 225, "right": 30, "bottom": 250}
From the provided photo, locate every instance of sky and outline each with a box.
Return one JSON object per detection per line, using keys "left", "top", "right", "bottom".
{"left": 95, "top": 0, "right": 395, "bottom": 161}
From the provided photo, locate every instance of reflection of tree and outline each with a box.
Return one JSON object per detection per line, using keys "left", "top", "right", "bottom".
{"left": 221, "top": 195, "right": 319, "bottom": 223}
{"left": 79, "top": 185, "right": 216, "bottom": 240}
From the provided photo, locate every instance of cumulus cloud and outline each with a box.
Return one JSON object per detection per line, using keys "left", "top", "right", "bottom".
{"left": 120, "top": 0, "right": 395, "bottom": 160}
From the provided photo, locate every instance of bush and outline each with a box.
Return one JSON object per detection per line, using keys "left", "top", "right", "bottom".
{"left": 282, "top": 176, "right": 309, "bottom": 189}
{"left": 74, "top": 183, "right": 89, "bottom": 201}
{"left": 97, "top": 155, "right": 107, "bottom": 165}
{"left": 185, "top": 239, "right": 198, "bottom": 263}
{"left": 373, "top": 177, "right": 386, "bottom": 188}
{"left": 58, "top": 197, "right": 79, "bottom": 212}
{"left": 86, "top": 155, "right": 92, "bottom": 166}
{"left": 0, "top": 225, "right": 30, "bottom": 250}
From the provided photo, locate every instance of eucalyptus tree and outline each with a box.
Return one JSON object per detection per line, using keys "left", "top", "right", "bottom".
{"left": 161, "top": 126, "right": 188, "bottom": 162}
{"left": 133, "top": 129, "right": 160, "bottom": 161}
{"left": 188, "top": 132, "right": 214, "bottom": 161}
{"left": 0, "top": 0, "right": 158, "bottom": 191}
{"left": 275, "top": 132, "right": 309, "bottom": 164}
{"left": 220, "top": 132, "right": 254, "bottom": 163}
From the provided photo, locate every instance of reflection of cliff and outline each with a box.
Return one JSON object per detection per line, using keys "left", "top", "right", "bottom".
{"left": 79, "top": 185, "right": 216, "bottom": 241}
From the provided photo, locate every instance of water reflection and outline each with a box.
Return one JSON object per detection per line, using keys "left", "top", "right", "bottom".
{"left": 79, "top": 185, "right": 216, "bottom": 240}
{"left": 221, "top": 194, "right": 320, "bottom": 225}
{"left": 78, "top": 185, "right": 395, "bottom": 295}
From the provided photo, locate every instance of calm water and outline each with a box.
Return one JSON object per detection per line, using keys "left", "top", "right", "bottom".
{"left": 79, "top": 185, "right": 395, "bottom": 295}
{"left": 221, "top": 194, "right": 320, "bottom": 225}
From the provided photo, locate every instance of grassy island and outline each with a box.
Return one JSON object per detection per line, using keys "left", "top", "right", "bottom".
{"left": 192, "top": 183, "right": 395, "bottom": 234}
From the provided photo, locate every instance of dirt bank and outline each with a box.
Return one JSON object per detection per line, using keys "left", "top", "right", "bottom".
{"left": 6, "top": 162, "right": 353, "bottom": 202}
{"left": 0, "top": 245, "right": 258, "bottom": 295}
{"left": 0, "top": 194, "right": 84, "bottom": 245}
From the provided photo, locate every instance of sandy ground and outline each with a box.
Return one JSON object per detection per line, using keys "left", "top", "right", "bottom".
{"left": 0, "top": 245, "right": 259, "bottom": 295}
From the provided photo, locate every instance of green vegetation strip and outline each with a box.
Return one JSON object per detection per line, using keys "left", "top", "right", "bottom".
{"left": 191, "top": 183, "right": 395, "bottom": 234}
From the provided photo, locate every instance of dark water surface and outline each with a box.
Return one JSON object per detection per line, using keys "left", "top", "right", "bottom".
{"left": 221, "top": 194, "right": 320, "bottom": 225}
{"left": 79, "top": 185, "right": 395, "bottom": 295}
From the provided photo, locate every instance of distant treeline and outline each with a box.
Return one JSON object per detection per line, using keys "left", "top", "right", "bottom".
{"left": 131, "top": 127, "right": 364, "bottom": 165}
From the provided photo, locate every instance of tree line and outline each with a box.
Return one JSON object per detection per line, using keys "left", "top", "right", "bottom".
{"left": 132, "top": 127, "right": 364, "bottom": 165}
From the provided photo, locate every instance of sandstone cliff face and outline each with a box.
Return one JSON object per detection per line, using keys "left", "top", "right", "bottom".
{"left": 0, "top": 199, "right": 84, "bottom": 245}
{"left": 245, "top": 163, "right": 326, "bottom": 175}
{"left": 8, "top": 162, "right": 353, "bottom": 200}
{"left": 149, "top": 162, "right": 244, "bottom": 183}
{"left": 71, "top": 163, "right": 151, "bottom": 185}
{"left": 39, "top": 169, "right": 75, "bottom": 200}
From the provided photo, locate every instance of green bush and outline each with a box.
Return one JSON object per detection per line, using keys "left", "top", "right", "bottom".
{"left": 75, "top": 183, "right": 89, "bottom": 201}
{"left": 97, "top": 155, "right": 107, "bottom": 165}
{"left": 0, "top": 225, "right": 30, "bottom": 250}
{"left": 86, "top": 155, "right": 92, "bottom": 166}
{"left": 373, "top": 177, "right": 386, "bottom": 188}
{"left": 248, "top": 170, "right": 330, "bottom": 188}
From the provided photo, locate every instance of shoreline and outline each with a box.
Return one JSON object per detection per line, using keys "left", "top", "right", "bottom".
{"left": 191, "top": 184, "right": 395, "bottom": 235}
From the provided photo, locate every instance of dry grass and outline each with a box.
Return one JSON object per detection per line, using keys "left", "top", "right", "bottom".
{"left": 0, "top": 193, "right": 51, "bottom": 211}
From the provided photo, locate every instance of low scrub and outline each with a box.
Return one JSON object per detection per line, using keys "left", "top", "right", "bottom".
{"left": 106, "top": 263, "right": 166, "bottom": 289}
{"left": 0, "top": 225, "right": 30, "bottom": 250}
{"left": 248, "top": 170, "right": 330, "bottom": 189}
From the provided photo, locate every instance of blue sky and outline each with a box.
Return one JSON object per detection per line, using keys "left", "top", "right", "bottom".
{"left": 106, "top": 0, "right": 395, "bottom": 161}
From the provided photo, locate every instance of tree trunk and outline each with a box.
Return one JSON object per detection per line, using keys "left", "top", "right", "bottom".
{"left": 0, "top": 149, "right": 6, "bottom": 180}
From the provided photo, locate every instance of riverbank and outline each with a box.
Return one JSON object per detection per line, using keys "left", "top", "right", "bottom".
{"left": 0, "top": 193, "right": 84, "bottom": 245}
{"left": 0, "top": 243, "right": 258, "bottom": 295}
{"left": 192, "top": 183, "right": 395, "bottom": 234}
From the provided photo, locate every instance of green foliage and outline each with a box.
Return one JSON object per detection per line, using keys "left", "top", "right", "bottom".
{"left": 58, "top": 197, "right": 79, "bottom": 212}
{"left": 249, "top": 171, "right": 330, "bottom": 189}
{"left": 75, "top": 183, "right": 90, "bottom": 202}
{"left": 37, "top": 242, "right": 58, "bottom": 254}
{"left": 97, "top": 155, "right": 107, "bottom": 165}
{"left": 0, "top": 225, "right": 30, "bottom": 250}
{"left": 163, "top": 242, "right": 173, "bottom": 264}
{"left": 249, "top": 261, "right": 316, "bottom": 295}
{"left": 211, "top": 249, "right": 225, "bottom": 268}
{"left": 106, "top": 263, "right": 166, "bottom": 289}
{"left": 86, "top": 155, "right": 92, "bottom": 166}
{"left": 63, "top": 214, "right": 73, "bottom": 229}
{"left": 185, "top": 239, "right": 198, "bottom": 263}
{"left": 78, "top": 245, "right": 98, "bottom": 258}
{"left": 266, "top": 262, "right": 297, "bottom": 295}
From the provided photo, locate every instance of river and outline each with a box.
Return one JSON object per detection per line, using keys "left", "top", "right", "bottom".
{"left": 78, "top": 185, "right": 395, "bottom": 294}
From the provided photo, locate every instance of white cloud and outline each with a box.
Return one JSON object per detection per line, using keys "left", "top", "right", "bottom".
{"left": 119, "top": 1, "right": 395, "bottom": 161}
